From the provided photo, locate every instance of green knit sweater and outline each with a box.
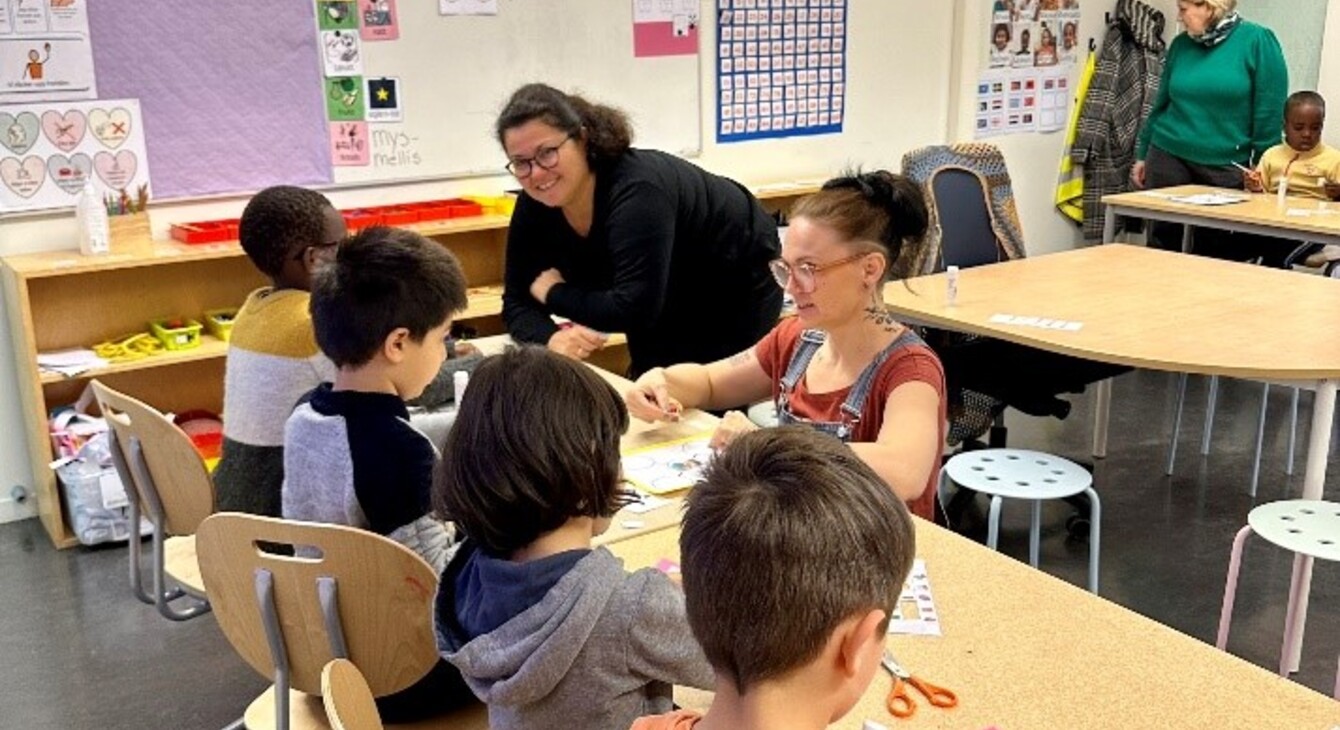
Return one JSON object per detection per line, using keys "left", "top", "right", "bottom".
{"left": 1137, "top": 20, "right": 1287, "bottom": 167}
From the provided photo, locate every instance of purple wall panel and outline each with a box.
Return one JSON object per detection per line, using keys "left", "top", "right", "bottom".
{"left": 88, "top": 2, "right": 332, "bottom": 199}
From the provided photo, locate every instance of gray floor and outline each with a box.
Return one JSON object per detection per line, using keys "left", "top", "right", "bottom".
{"left": 0, "top": 369, "right": 1337, "bottom": 729}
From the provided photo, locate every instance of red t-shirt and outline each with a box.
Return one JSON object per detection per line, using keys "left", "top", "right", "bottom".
{"left": 755, "top": 317, "right": 946, "bottom": 520}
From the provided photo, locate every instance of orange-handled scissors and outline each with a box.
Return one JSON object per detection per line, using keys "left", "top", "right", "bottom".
{"left": 883, "top": 650, "right": 957, "bottom": 719}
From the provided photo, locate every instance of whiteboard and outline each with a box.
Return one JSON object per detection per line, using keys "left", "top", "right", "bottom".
{"left": 334, "top": 0, "right": 702, "bottom": 185}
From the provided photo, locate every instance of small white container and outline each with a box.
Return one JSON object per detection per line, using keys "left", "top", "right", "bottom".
{"left": 75, "top": 180, "right": 109, "bottom": 256}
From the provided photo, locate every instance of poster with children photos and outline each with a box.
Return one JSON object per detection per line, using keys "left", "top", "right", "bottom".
{"left": 987, "top": 1, "right": 1081, "bottom": 71}
{"left": 622, "top": 436, "right": 714, "bottom": 495}
{"left": 0, "top": 98, "right": 151, "bottom": 213}
{"left": 716, "top": 0, "right": 847, "bottom": 143}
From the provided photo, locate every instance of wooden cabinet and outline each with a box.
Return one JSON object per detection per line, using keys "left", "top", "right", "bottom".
{"left": 2, "top": 184, "right": 815, "bottom": 547}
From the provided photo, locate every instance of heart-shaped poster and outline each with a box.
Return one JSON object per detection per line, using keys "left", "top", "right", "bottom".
{"left": 1, "top": 156, "right": 48, "bottom": 198}
{"left": 94, "top": 150, "right": 138, "bottom": 189}
{"left": 40, "top": 110, "right": 87, "bottom": 152}
{"left": 47, "top": 153, "right": 93, "bottom": 195}
{"left": 88, "top": 108, "right": 132, "bottom": 150}
{"left": 0, "top": 112, "right": 40, "bottom": 155}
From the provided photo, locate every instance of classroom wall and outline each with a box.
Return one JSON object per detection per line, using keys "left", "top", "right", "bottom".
{"left": 0, "top": 1, "right": 956, "bottom": 521}
{"left": 1319, "top": 2, "right": 1340, "bottom": 149}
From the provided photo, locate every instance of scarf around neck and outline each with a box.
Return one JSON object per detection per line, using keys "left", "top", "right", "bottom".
{"left": 1189, "top": 11, "right": 1240, "bottom": 47}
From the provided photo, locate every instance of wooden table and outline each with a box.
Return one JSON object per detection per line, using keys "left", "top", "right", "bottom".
{"left": 1102, "top": 184, "right": 1340, "bottom": 252}
{"left": 882, "top": 243, "right": 1340, "bottom": 674}
{"left": 607, "top": 521, "right": 1340, "bottom": 729}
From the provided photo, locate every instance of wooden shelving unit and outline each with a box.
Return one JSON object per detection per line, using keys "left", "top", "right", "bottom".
{"left": 2, "top": 182, "right": 818, "bottom": 548}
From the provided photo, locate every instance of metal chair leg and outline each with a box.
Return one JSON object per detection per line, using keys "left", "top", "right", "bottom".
{"left": 1084, "top": 487, "right": 1102, "bottom": 595}
{"left": 1286, "top": 387, "right": 1300, "bottom": 477}
{"left": 986, "top": 496, "right": 1003, "bottom": 551}
{"left": 1251, "top": 384, "right": 1269, "bottom": 498}
{"left": 1201, "top": 375, "right": 1219, "bottom": 455}
{"left": 1167, "top": 373, "right": 1189, "bottom": 475}
{"left": 1216, "top": 526, "right": 1253, "bottom": 650}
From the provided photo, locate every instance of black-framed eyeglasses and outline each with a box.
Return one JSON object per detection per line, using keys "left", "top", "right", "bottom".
{"left": 505, "top": 135, "right": 572, "bottom": 179}
{"left": 768, "top": 252, "right": 868, "bottom": 293}
{"left": 292, "top": 239, "right": 343, "bottom": 261}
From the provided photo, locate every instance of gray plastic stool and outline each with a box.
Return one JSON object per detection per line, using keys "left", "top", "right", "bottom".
{"left": 938, "top": 448, "right": 1101, "bottom": 593}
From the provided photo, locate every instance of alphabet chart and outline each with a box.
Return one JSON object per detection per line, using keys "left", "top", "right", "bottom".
{"left": 716, "top": 0, "right": 847, "bottom": 143}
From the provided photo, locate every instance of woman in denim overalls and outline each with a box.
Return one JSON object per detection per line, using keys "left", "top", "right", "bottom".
{"left": 626, "top": 171, "right": 947, "bottom": 520}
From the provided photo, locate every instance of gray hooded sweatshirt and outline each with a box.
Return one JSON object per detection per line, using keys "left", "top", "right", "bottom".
{"left": 435, "top": 545, "right": 714, "bottom": 730}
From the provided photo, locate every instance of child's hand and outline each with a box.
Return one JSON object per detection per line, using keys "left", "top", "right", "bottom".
{"left": 1324, "top": 180, "right": 1340, "bottom": 201}
{"left": 709, "top": 410, "right": 759, "bottom": 452}
{"left": 625, "top": 369, "right": 683, "bottom": 423}
{"left": 1243, "top": 169, "right": 1264, "bottom": 193}
{"left": 452, "top": 341, "right": 480, "bottom": 358}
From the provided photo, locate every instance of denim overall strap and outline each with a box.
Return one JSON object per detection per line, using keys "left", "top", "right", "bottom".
{"left": 837, "top": 329, "right": 926, "bottom": 424}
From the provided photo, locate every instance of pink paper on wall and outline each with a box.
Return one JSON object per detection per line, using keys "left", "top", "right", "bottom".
{"left": 360, "top": 0, "right": 399, "bottom": 41}
{"left": 632, "top": 0, "right": 699, "bottom": 58}
{"left": 330, "top": 122, "right": 370, "bottom": 165}
{"left": 633, "top": 22, "right": 698, "bottom": 57}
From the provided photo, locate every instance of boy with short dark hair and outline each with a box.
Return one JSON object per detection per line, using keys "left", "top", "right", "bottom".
{"left": 283, "top": 226, "right": 467, "bottom": 572}
{"left": 634, "top": 426, "right": 917, "bottom": 730}
{"left": 214, "top": 185, "right": 344, "bottom": 517}
{"left": 433, "top": 346, "right": 714, "bottom": 730}
{"left": 1245, "top": 90, "right": 1340, "bottom": 274}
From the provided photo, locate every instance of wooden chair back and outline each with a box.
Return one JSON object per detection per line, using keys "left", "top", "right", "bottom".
{"left": 322, "top": 659, "right": 384, "bottom": 730}
{"left": 196, "top": 512, "right": 440, "bottom": 696}
{"left": 90, "top": 379, "right": 214, "bottom": 536}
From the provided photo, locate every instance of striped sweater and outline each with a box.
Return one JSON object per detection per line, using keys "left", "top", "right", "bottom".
{"left": 214, "top": 287, "right": 336, "bottom": 516}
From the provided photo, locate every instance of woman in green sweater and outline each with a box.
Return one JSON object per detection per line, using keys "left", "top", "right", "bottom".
{"left": 1131, "top": 0, "right": 1287, "bottom": 255}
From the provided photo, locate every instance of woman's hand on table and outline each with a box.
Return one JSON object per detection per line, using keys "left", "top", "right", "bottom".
{"left": 547, "top": 325, "right": 607, "bottom": 361}
{"left": 626, "top": 368, "right": 683, "bottom": 423}
{"left": 709, "top": 410, "right": 759, "bottom": 451}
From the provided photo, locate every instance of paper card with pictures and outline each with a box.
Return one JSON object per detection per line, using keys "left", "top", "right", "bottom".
{"left": 0, "top": 98, "right": 150, "bottom": 213}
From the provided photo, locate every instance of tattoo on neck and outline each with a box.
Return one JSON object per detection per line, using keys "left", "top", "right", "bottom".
{"left": 864, "top": 304, "right": 899, "bottom": 332}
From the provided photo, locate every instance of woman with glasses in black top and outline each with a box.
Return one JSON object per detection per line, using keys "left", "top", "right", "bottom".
{"left": 496, "top": 83, "right": 782, "bottom": 377}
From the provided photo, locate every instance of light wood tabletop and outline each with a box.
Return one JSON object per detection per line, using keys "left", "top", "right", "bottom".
{"left": 607, "top": 521, "right": 1340, "bottom": 730}
{"left": 883, "top": 243, "right": 1340, "bottom": 380}
{"left": 884, "top": 243, "right": 1340, "bottom": 675}
{"left": 1102, "top": 185, "right": 1340, "bottom": 245}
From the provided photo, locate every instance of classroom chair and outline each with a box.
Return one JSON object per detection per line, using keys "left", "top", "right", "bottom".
{"left": 322, "top": 659, "right": 383, "bottom": 730}
{"left": 91, "top": 380, "right": 211, "bottom": 621}
{"left": 1215, "top": 499, "right": 1340, "bottom": 699}
{"left": 196, "top": 512, "right": 487, "bottom": 730}
{"left": 936, "top": 448, "right": 1102, "bottom": 593}
{"left": 1167, "top": 375, "right": 1304, "bottom": 497}
{"left": 903, "top": 144, "right": 1125, "bottom": 538}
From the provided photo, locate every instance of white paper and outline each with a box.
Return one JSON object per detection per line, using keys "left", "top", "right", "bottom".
{"left": 987, "top": 313, "right": 1083, "bottom": 332}
{"left": 99, "top": 470, "right": 129, "bottom": 510}
{"left": 1168, "top": 193, "right": 1247, "bottom": 206}
{"left": 439, "top": 0, "right": 497, "bottom": 15}
{"left": 0, "top": 0, "right": 96, "bottom": 103}
{"left": 623, "top": 490, "right": 671, "bottom": 515}
{"left": 622, "top": 437, "right": 713, "bottom": 495}
{"left": 888, "top": 559, "right": 942, "bottom": 636}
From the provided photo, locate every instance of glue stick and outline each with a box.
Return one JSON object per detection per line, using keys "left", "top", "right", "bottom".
{"left": 76, "top": 180, "right": 109, "bottom": 256}
{"left": 453, "top": 370, "right": 470, "bottom": 407}
{"left": 946, "top": 265, "right": 959, "bottom": 307}
{"left": 1276, "top": 176, "right": 1289, "bottom": 212}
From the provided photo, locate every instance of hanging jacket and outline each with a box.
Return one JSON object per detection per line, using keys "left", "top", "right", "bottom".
{"left": 1071, "top": 0, "right": 1166, "bottom": 241}
{"left": 1056, "top": 50, "right": 1098, "bottom": 225}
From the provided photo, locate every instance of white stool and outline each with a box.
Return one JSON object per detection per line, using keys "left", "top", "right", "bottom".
{"left": 1216, "top": 500, "right": 1340, "bottom": 699}
{"left": 938, "top": 448, "right": 1102, "bottom": 594}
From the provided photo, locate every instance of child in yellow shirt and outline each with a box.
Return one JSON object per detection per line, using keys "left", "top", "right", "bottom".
{"left": 1245, "top": 91, "right": 1340, "bottom": 274}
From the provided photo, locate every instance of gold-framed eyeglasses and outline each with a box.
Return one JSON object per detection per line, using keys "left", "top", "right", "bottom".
{"left": 768, "top": 252, "right": 868, "bottom": 293}
{"left": 505, "top": 135, "right": 572, "bottom": 178}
